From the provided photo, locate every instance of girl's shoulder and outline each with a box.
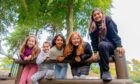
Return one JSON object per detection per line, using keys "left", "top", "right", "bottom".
{"left": 83, "top": 42, "right": 90, "bottom": 47}
{"left": 105, "top": 16, "right": 114, "bottom": 23}
{"left": 49, "top": 46, "right": 56, "bottom": 50}
{"left": 40, "top": 50, "right": 47, "bottom": 54}
{"left": 50, "top": 46, "right": 63, "bottom": 51}
{"left": 49, "top": 46, "right": 58, "bottom": 52}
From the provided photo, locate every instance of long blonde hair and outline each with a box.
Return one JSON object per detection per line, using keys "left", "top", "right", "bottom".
{"left": 64, "top": 32, "right": 84, "bottom": 57}
{"left": 19, "top": 35, "right": 40, "bottom": 60}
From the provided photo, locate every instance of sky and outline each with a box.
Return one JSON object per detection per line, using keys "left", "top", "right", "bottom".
{"left": 0, "top": 0, "right": 140, "bottom": 61}
{"left": 111, "top": 0, "right": 140, "bottom": 61}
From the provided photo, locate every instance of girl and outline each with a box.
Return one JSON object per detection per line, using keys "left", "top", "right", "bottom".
{"left": 89, "top": 8, "right": 125, "bottom": 81}
{"left": 49, "top": 34, "right": 68, "bottom": 79}
{"left": 58, "top": 32, "right": 92, "bottom": 79}
{"left": 31, "top": 41, "right": 54, "bottom": 84}
{"left": 19, "top": 35, "right": 40, "bottom": 84}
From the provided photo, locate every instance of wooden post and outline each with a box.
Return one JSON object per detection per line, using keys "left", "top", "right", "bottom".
{"left": 14, "top": 64, "right": 24, "bottom": 84}
{"left": 114, "top": 52, "right": 129, "bottom": 79}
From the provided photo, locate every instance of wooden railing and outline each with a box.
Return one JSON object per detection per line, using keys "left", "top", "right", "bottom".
{"left": 14, "top": 54, "right": 133, "bottom": 84}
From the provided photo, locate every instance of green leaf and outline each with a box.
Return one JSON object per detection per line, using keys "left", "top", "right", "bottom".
{"left": 48, "top": 0, "right": 53, "bottom": 5}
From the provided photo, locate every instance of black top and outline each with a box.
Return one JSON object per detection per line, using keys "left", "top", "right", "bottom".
{"left": 65, "top": 42, "right": 92, "bottom": 67}
{"left": 89, "top": 16, "right": 122, "bottom": 52}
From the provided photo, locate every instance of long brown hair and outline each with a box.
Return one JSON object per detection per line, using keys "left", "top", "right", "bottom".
{"left": 89, "top": 8, "right": 106, "bottom": 38}
{"left": 64, "top": 32, "right": 84, "bottom": 57}
{"left": 19, "top": 35, "right": 40, "bottom": 60}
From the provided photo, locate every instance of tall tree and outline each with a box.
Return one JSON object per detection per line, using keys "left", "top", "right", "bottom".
{"left": 45, "top": 0, "right": 112, "bottom": 36}
{"left": 3, "top": 0, "right": 112, "bottom": 55}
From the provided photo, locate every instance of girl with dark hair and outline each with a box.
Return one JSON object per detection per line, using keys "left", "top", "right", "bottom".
{"left": 89, "top": 8, "right": 125, "bottom": 81}
{"left": 48, "top": 34, "right": 68, "bottom": 79}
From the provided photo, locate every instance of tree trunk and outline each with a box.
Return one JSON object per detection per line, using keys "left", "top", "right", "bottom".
{"left": 66, "top": 0, "right": 74, "bottom": 37}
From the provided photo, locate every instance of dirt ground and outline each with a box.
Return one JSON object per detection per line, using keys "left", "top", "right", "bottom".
{"left": 0, "top": 80, "right": 15, "bottom": 84}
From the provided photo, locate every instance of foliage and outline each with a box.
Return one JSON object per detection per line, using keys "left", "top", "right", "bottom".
{"left": 0, "top": 0, "right": 112, "bottom": 55}
{"left": 129, "top": 59, "right": 140, "bottom": 82}
{"left": 129, "top": 71, "right": 140, "bottom": 83}
{"left": 5, "top": 25, "right": 30, "bottom": 54}
{"left": 90, "top": 63, "right": 116, "bottom": 78}
{"left": 90, "top": 63, "right": 100, "bottom": 74}
{"left": 132, "top": 59, "right": 140, "bottom": 67}
{"left": 0, "top": 57, "right": 13, "bottom": 69}
{"left": 0, "top": 0, "right": 17, "bottom": 37}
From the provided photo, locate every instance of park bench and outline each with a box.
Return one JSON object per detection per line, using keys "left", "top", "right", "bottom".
{"left": 14, "top": 53, "right": 133, "bottom": 84}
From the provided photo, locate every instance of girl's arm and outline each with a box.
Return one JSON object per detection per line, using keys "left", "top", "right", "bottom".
{"left": 20, "top": 55, "right": 29, "bottom": 60}
{"left": 48, "top": 49, "right": 56, "bottom": 60}
{"left": 89, "top": 30, "right": 99, "bottom": 53}
{"left": 81, "top": 42, "right": 92, "bottom": 61}
{"left": 56, "top": 56, "right": 65, "bottom": 62}
{"left": 24, "top": 55, "right": 32, "bottom": 60}
{"left": 20, "top": 55, "right": 24, "bottom": 60}
{"left": 106, "top": 17, "right": 122, "bottom": 48}
{"left": 36, "top": 51, "right": 49, "bottom": 64}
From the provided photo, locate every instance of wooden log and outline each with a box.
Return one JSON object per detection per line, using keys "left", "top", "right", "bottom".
{"left": 14, "top": 57, "right": 114, "bottom": 64}
{"left": 40, "top": 79, "right": 133, "bottom": 84}
{"left": 14, "top": 55, "right": 132, "bottom": 84}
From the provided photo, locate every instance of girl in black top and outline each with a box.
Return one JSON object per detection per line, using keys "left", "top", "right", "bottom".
{"left": 58, "top": 32, "right": 92, "bottom": 79}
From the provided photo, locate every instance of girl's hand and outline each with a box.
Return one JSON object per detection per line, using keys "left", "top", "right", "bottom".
{"left": 56, "top": 56, "right": 65, "bottom": 62}
{"left": 46, "top": 57, "right": 50, "bottom": 61}
{"left": 28, "top": 55, "right": 32, "bottom": 59}
{"left": 24, "top": 57, "right": 29, "bottom": 60}
{"left": 116, "top": 47, "right": 125, "bottom": 57}
{"left": 92, "top": 52, "right": 100, "bottom": 61}
{"left": 24, "top": 55, "right": 32, "bottom": 60}
{"left": 75, "top": 56, "right": 81, "bottom": 62}
{"left": 87, "top": 52, "right": 100, "bottom": 62}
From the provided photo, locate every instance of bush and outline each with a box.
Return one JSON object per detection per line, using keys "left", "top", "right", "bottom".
{"left": 90, "top": 63, "right": 100, "bottom": 74}
{"left": 129, "top": 71, "right": 140, "bottom": 83}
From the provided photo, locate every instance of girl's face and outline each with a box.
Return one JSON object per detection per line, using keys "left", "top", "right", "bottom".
{"left": 92, "top": 10, "right": 103, "bottom": 22}
{"left": 71, "top": 34, "right": 81, "bottom": 46}
{"left": 43, "top": 43, "right": 50, "bottom": 53}
{"left": 27, "top": 37, "right": 36, "bottom": 48}
{"left": 55, "top": 36, "right": 64, "bottom": 49}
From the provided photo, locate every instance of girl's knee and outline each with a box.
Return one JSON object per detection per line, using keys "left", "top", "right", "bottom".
{"left": 31, "top": 76, "right": 36, "bottom": 82}
{"left": 98, "top": 41, "right": 107, "bottom": 49}
{"left": 27, "top": 76, "right": 33, "bottom": 84}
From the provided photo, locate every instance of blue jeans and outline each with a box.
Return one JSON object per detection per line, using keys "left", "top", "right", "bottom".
{"left": 55, "top": 63, "right": 68, "bottom": 79}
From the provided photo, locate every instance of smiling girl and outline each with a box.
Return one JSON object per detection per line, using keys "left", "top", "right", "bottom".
{"left": 48, "top": 34, "right": 68, "bottom": 79}
{"left": 19, "top": 35, "right": 40, "bottom": 84}
{"left": 58, "top": 32, "right": 92, "bottom": 79}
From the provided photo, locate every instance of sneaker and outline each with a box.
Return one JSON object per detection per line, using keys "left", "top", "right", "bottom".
{"left": 73, "top": 76, "right": 79, "bottom": 79}
{"left": 79, "top": 75, "right": 86, "bottom": 79}
{"left": 102, "top": 72, "right": 112, "bottom": 81}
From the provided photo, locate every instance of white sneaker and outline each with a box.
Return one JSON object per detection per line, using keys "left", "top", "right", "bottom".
{"left": 79, "top": 75, "right": 86, "bottom": 79}
{"left": 73, "top": 76, "right": 79, "bottom": 79}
